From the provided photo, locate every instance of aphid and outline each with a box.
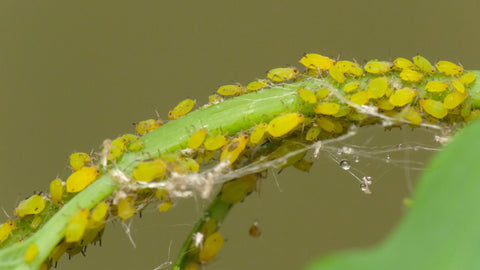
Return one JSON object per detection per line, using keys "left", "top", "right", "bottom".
{"left": 393, "top": 57, "right": 415, "bottom": 70}
{"left": 349, "top": 65, "right": 364, "bottom": 77}
{"left": 48, "top": 240, "right": 68, "bottom": 266}
{"left": 267, "top": 113, "right": 305, "bottom": 137}
{"left": 364, "top": 60, "right": 391, "bottom": 74}
{"left": 246, "top": 80, "right": 269, "bottom": 92}
{"left": 88, "top": 202, "right": 109, "bottom": 228}
{"left": 328, "top": 65, "right": 346, "bottom": 83}
{"left": 399, "top": 68, "right": 424, "bottom": 82}
{"left": 293, "top": 158, "right": 313, "bottom": 172}
{"left": 459, "top": 72, "right": 476, "bottom": 85}
{"left": 127, "top": 140, "right": 145, "bottom": 152}
{"left": 30, "top": 215, "right": 42, "bottom": 230}
{"left": 249, "top": 123, "right": 268, "bottom": 145}
{"left": 168, "top": 98, "right": 195, "bottom": 120}
{"left": 198, "top": 232, "right": 224, "bottom": 263}
{"left": 315, "top": 117, "right": 335, "bottom": 132}
{"left": 299, "top": 53, "right": 334, "bottom": 70}
{"left": 316, "top": 88, "right": 330, "bottom": 98}
{"left": 335, "top": 60, "right": 356, "bottom": 73}
{"left": 50, "top": 178, "right": 64, "bottom": 205}
{"left": 220, "top": 175, "right": 258, "bottom": 204}
{"left": 66, "top": 166, "right": 98, "bottom": 193}
{"left": 132, "top": 159, "right": 165, "bottom": 182}
{"left": 0, "top": 220, "right": 15, "bottom": 244}
{"left": 185, "top": 262, "right": 199, "bottom": 270}
{"left": 305, "top": 125, "right": 321, "bottom": 141}
{"left": 402, "top": 107, "right": 422, "bottom": 125}
{"left": 188, "top": 129, "right": 208, "bottom": 149}
{"left": 425, "top": 81, "right": 449, "bottom": 93}
{"left": 136, "top": 119, "right": 162, "bottom": 135}
{"left": 376, "top": 99, "right": 395, "bottom": 111}
{"left": 443, "top": 91, "right": 467, "bottom": 109}
{"left": 220, "top": 135, "right": 249, "bottom": 165}
{"left": 155, "top": 189, "right": 169, "bottom": 201}
{"left": 158, "top": 200, "right": 172, "bottom": 212}
{"left": 65, "top": 209, "right": 89, "bottom": 243}
{"left": 366, "top": 77, "right": 388, "bottom": 99}
{"left": 297, "top": 87, "right": 317, "bottom": 103}
{"left": 24, "top": 243, "right": 39, "bottom": 263}
{"left": 413, "top": 55, "right": 435, "bottom": 74}
{"left": 203, "top": 135, "right": 228, "bottom": 151}
{"left": 350, "top": 90, "right": 370, "bottom": 106}
{"left": 420, "top": 99, "right": 448, "bottom": 119}
{"left": 108, "top": 137, "right": 126, "bottom": 161}
{"left": 333, "top": 106, "right": 351, "bottom": 117}
{"left": 216, "top": 84, "right": 242, "bottom": 96}
{"left": 15, "top": 195, "right": 46, "bottom": 217}
{"left": 122, "top": 133, "right": 139, "bottom": 143}
{"left": 249, "top": 220, "right": 261, "bottom": 238}
{"left": 389, "top": 88, "right": 417, "bottom": 107}
{"left": 117, "top": 197, "right": 136, "bottom": 221}
{"left": 313, "top": 103, "right": 340, "bottom": 115}
{"left": 69, "top": 152, "right": 90, "bottom": 171}
{"left": 343, "top": 81, "right": 360, "bottom": 93}
{"left": 267, "top": 67, "right": 299, "bottom": 82}
{"left": 436, "top": 60, "right": 463, "bottom": 75}
{"left": 201, "top": 219, "right": 217, "bottom": 238}
{"left": 208, "top": 94, "right": 223, "bottom": 104}
{"left": 451, "top": 79, "right": 465, "bottom": 93}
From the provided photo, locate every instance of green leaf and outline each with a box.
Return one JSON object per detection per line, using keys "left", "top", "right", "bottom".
{"left": 306, "top": 119, "right": 480, "bottom": 270}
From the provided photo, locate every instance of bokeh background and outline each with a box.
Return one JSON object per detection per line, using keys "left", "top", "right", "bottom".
{"left": 1, "top": 1, "right": 479, "bottom": 269}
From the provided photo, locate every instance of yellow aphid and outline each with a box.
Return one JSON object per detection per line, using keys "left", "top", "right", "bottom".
{"left": 400, "top": 68, "right": 424, "bottom": 82}
{"left": 314, "top": 103, "right": 340, "bottom": 115}
{"left": 204, "top": 135, "right": 228, "bottom": 150}
{"left": 155, "top": 189, "right": 169, "bottom": 201}
{"left": 413, "top": 55, "right": 435, "bottom": 74}
{"left": 250, "top": 123, "right": 268, "bottom": 145}
{"left": 127, "top": 140, "right": 144, "bottom": 152}
{"left": 393, "top": 57, "right": 414, "bottom": 70}
{"left": 466, "top": 110, "right": 480, "bottom": 122}
{"left": 267, "top": 67, "right": 299, "bottom": 82}
{"left": 334, "top": 106, "right": 351, "bottom": 117}
{"left": 132, "top": 159, "right": 165, "bottom": 182}
{"left": 425, "top": 81, "right": 449, "bottom": 93}
{"left": 443, "top": 91, "right": 467, "bottom": 109}
{"left": 50, "top": 178, "right": 64, "bottom": 205}
{"left": 0, "top": 220, "right": 15, "bottom": 244}
{"left": 297, "top": 87, "right": 317, "bottom": 103}
{"left": 69, "top": 152, "right": 90, "bottom": 171}
{"left": 217, "top": 84, "right": 242, "bottom": 96}
{"left": 460, "top": 72, "right": 476, "bottom": 85}
{"left": 220, "top": 135, "right": 249, "bottom": 165}
{"left": 24, "top": 243, "right": 38, "bottom": 263}
{"left": 246, "top": 80, "right": 269, "bottom": 92}
{"left": 376, "top": 99, "right": 395, "bottom": 111}
{"left": 420, "top": 99, "right": 448, "bottom": 119}
{"left": 349, "top": 65, "right": 364, "bottom": 77}
{"left": 108, "top": 137, "right": 126, "bottom": 161}
{"left": 188, "top": 129, "right": 208, "bottom": 149}
{"left": 328, "top": 66, "right": 346, "bottom": 83}
{"left": 221, "top": 175, "right": 258, "bottom": 204}
{"left": 30, "top": 215, "right": 42, "bottom": 229}
{"left": 293, "top": 158, "right": 313, "bottom": 172}
{"left": 343, "top": 81, "right": 360, "bottom": 93}
{"left": 174, "top": 157, "right": 200, "bottom": 173}
{"left": 198, "top": 231, "right": 224, "bottom": 262}
{"left": 136, "top": 119, "right": 162, "bottom": 135}
{"left": 168, "top": 98, "right": 195, "bottom": 120}
{"left": 366, "top": 77, "right": 388, "bottom": 99}
{"left": 267, "top": 113, "right": 305, "bottom": 137}
{"left": 436, "top": 60, "right": 463, "bottom": 75}
{"left": 402, "top": 108, "right": 422, "bottom": 125}
{"left": 208, "top": 94, "right": 223, "bottom": 104}
{"left": 316, "top": 88, "right": 330, "bottom": 98}
{"left": 305, "top": 126, "right": 321, "bottom": 141}
{"left": 15, "top": 195, "right": 46, "bottom": 217}
{"left": 158, "top": 200, "right": 172, "bottom": 212}
{"left": 201, "top": 218, "right": 218, "bottom": 237}
{"left": 88, "top": 202, "right": 109, "bottom": 228}
{"left": 451, "top": 79, "right": 465, "bottom": 93}
{"left": 389, "top": 88, "right": 417, "bottom": 107}
{"left": 66, "top": 166, "right": 98, "bottom": 193}
{"left": 117, "top": 197, "right": 136, "bottom": 221}
{"left": 185, "top": 262, "right": 199, "bottom": 270}
{"left": 65, "top": 209, "right": 89, "bottom": 243}
{"left": 335, "top": 60, "right": 356, "bottom": 73}
{"left": 315, "top": 117, "right": 335, "bottom": 132}
{"left": 299, "top": 53, "right": 334, "bottom": 70}
{"left": 333, "top": 121, "right": 343, "bottom": 133}
{"left": 364, "top": 60, "right": 391, "bottom": 74}
{"left": 122, "top": 133, "right": 139, "bottom": 143}
{"left": 350, "top": 90, "right": 370, "bottom": 106}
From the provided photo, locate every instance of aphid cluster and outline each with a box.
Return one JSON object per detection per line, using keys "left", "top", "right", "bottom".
{"left": 1, "top": 52, "right": 477, "bottom": 269}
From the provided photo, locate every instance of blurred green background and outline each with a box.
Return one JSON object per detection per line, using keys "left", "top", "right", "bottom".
{"left": 0, "top": 1, "right": 479, "bottom": 269}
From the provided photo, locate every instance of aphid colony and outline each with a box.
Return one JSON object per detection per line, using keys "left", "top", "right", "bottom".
{"left": 1, "top": 52, "right": 477, "bottom": 269}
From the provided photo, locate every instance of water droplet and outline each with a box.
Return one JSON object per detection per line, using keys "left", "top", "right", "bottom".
{"left": 362, "top": 176, "right": 372, "bottom": 185}
{"left": 342, "top": 146, "right": 353, "bottom": 155}
{"left": 385, "top": 155, "right": 391, "bottom": 163}
{"left": 353, "top": 155, "right": 360, "bottom": 163}
{"left": 339, "top": 159, "right": 351, "bottom": 170}
{"left": 360, "top": 183, "right": 367, "bottom": 190}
